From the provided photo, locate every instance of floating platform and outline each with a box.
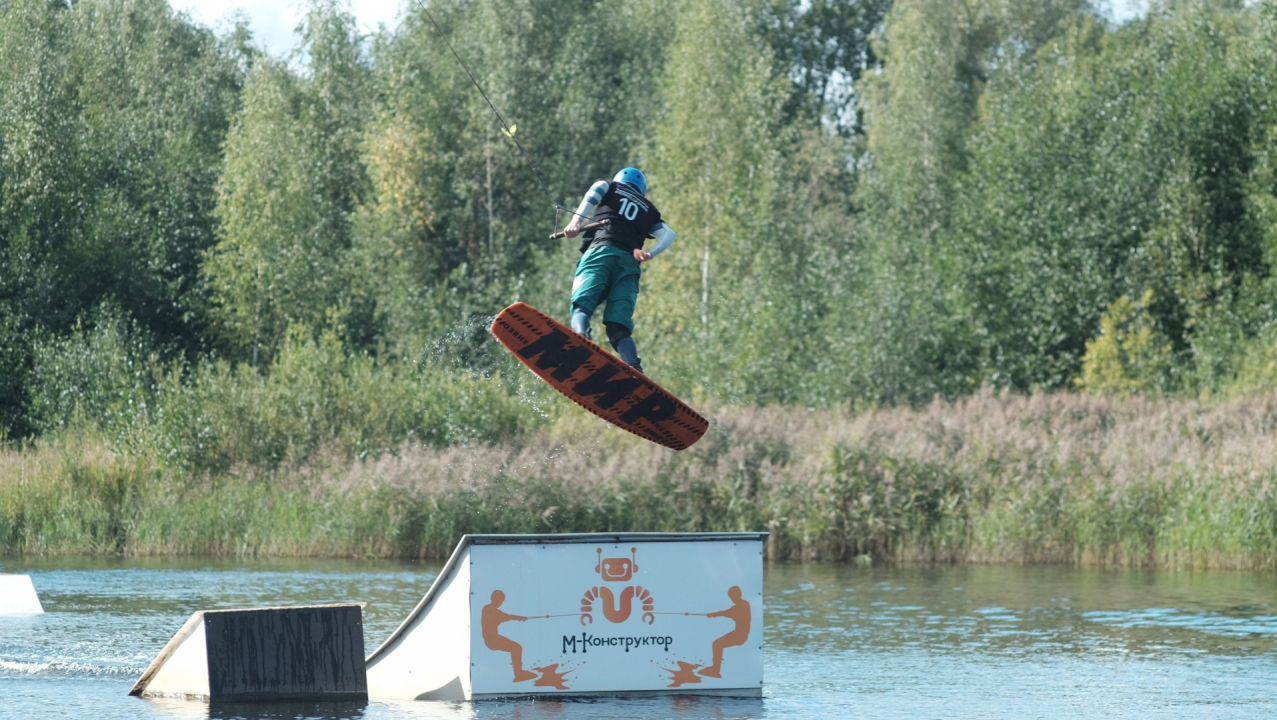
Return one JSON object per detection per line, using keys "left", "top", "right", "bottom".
{"left": 0, "top": 574, "right": 43, "bottom": 614}
{"left": 366, "top": 532, "right": 766, "bottom": 701}
{"left": 130, "top": 604, "right": 367, "bottom": 703}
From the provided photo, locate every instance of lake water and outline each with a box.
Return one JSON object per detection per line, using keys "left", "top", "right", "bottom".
{"left": 1, "top": 558, "right": 1275, "bottom": 719}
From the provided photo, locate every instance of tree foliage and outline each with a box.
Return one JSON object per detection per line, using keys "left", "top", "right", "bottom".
{"left": 204, "top": 0, "right": 371, "bottom": 363}
{"left": 0, "top": 0, "right": 244, "bottom": 434}
{"left": 6, "top": 0, "right": 1277, "bottom": 445}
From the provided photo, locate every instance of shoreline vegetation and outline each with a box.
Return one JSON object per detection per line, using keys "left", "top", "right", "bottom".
{"left": 5, "top": 1, "right": 1277, "bottom": 573}
{"left": 3, "top": 388, "right": 1275, "bottom": 570}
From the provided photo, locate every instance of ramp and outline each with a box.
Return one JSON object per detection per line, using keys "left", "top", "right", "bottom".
{"left": 0, "top": 574, "right": 43, "bottom": 614}
{"left": 131, "top": 604, "right": 367, "bottom": 702}
{"left": 366, "top": 532, "right": 766, "bottom": 700}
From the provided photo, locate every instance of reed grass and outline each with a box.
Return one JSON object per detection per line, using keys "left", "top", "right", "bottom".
{"left": 2, "top": 389, "right": 1275, "bottom": 569}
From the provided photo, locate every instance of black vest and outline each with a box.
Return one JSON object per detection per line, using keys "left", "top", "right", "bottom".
{"left": 579, "top": 181, "right": 662, "bottom": 254}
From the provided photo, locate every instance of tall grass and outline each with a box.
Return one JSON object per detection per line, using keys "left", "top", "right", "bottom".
{"left": 3, "top": 389, "right": 1275, "bottom": 569}
{"left": 28, "top": 318, "right": 529, "bottom": 471}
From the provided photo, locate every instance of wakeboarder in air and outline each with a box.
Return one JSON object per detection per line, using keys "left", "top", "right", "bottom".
{"left": 561, "top": 168, "right": 677, "bottom": 374}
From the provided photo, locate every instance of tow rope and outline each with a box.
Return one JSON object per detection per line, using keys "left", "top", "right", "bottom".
{"left": 408, "top": 0, "right": 583, "bottom": 228}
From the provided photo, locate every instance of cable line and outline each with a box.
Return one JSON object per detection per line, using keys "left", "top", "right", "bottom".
{"left": 409, "top": 0, "right": 583, "bottom": 223}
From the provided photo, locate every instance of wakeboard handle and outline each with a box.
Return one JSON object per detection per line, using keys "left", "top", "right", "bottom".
{"left": 549, "top": 220, "right": 607, "bottom": 240}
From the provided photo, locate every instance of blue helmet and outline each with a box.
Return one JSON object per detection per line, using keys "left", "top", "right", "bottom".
{"left": 613, "top": 167, "right": 646, "bottom": 195}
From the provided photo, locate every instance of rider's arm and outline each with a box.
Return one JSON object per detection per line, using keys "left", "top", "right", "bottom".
{"left": 648, "top": 222, "right": 677, "bottom": 257}
{"left": 564, "top": 180, "right": 610, "bottom": 237}
{"left": 573, "top": 180, "right": 610, "bottom": 220}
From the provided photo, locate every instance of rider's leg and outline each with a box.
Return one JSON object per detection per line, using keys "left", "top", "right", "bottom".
{"left": 570, "top": 306, "right": 592, "bottom": 339}
{"left": 605, "top": 322, "right": 642, "bottom": 374}
{"left": 569, "top": 247, "right": 613, "bottom": 340}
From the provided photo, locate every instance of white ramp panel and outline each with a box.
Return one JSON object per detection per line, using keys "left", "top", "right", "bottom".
{"left": 469, "top": 539, "right": 763, "bottom": 698}
{"left": 0, "top": 574, "right": 44, "bottom": 614}
{"left": 131, "top": 604, "right": 367, "bottom": 703}
{"left": 134, "top": 613, "right": 211, "bottom": 700}
{"left": 365, "top": 533, "right": 766, "bottom": 701}
{"left": 365, "top": 548, "right": 472, "bottom": 701}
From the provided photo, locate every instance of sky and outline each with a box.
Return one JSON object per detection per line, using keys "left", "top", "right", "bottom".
{"left": 171, "top": 0, "right": 1151, "bottom": 59}
{"left": 169, "top": 0, "right": 406, "bottom": 57}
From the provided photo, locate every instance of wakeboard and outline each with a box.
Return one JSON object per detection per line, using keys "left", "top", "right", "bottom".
{"left": 490, "top": 302, "right": 708, "bottom": 450}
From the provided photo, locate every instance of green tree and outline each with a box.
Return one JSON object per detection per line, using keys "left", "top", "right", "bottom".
{"left": 0, "top": 0, "right": 76, "bottom": 433}
{"left": 760, "top": 0, "right": 893, "bottom": 136}
{"left": 642, "top": 0, "right": 793, "bottom": 398}
{"left": 850, "top": 0, "right": 1090, "bottom": 403}
{"left": 1075, "top": 290, "right": 1173, "bottom": 395}
{"left": 953, "top": 0, "right": 1267, "bottom": 391}
{"left": 204, "top": 0, "right": 370, "bottom": 363}
{"left": 0, "top": 0, "right": 243, "bottom": 435}
{"left": 1217, "top": 0, "right": 1277, "bottom": 394}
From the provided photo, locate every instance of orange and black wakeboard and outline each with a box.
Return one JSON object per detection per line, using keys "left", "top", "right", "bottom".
{"left": 490, "top": 302, "right": 707, "bottom": 450}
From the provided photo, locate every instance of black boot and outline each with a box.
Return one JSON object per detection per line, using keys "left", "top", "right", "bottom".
{"left": 570, "top": 309, "right": 592, "bottom": 340}
{"left": 615, "top": 337, "right": 644, "bottom": 374}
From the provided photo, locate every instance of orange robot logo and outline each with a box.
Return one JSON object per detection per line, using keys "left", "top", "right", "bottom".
{"left": 579, "top": 547, "right": 655, "bottom": 625}
{"left": 598, "top": 546, "right": 637, "bottom": 581}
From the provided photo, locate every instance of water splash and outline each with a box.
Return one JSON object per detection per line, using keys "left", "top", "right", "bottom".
{"left": 0, "top": 658, "right": 144, "bottom": 677}
{"left": 419, "top": 312, "right": 502, "bottom": 377}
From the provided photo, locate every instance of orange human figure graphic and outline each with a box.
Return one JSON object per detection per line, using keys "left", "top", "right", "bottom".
{"left": 481, "top": 590, "right": 537, "bottom": 682}
{"left": 698, "top": 586, "right": 751, "bottom": 678}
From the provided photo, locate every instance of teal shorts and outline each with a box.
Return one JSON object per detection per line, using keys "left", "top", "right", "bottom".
{"left": 570, "top": 245, "right": 641, "bottom": 332}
